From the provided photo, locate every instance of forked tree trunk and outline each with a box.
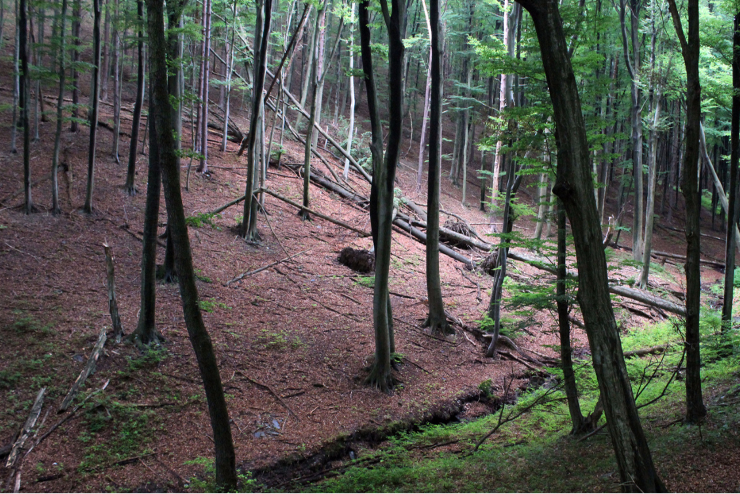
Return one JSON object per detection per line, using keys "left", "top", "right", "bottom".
{"left": 83, "top": 0, "right": 102, "bottom": 214}
{"left": 423, "top": 0, "right": 450, "bottom": 336}
{"left": 518, "top": 0, "right": 665, "bottom": 490}
{"left": 125, "top": 0, "right": 145, "bottom": 195}
{"left": 667, "top": 0, "right": 706, "bottom": 425}
{"left": 146, "top": 0, "right": 237, "bottom": 487}
{"left": 51, "top": 0, "right": 68, "bottom": 215}
{"left": 358, "top": 0, "right": 405, "bottom": 392}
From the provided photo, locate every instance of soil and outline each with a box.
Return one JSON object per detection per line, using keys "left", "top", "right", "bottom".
{"left": 0, "top": 45, "right": 737, "bottom": 494}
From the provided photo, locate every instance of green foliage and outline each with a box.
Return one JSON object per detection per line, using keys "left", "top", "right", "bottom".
{"left": 256, "top": 329, "right": 304, "bottom": 351}
{"left": 354, "top": 275, "right": 375, "bottom": 288}
{"left": 185, "top": 212, "right": 221, "bottom": 229}
{"left": 126, "top": 346, "right": 168, "bottom": 372}
{"left": 184, "top": 456, "right": 258, "bottom": 492}
{"left": 198, "top": 298, "right": 231, "bottom": 312}
{"left": 0, "top": 370, "right": 22, "bottom": 390}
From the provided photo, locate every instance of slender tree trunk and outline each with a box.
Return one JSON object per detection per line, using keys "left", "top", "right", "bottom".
{"left": 423, "top": 0, "right": 450, "bottom": 336}
{"left": 221, "top": 0, "right": 236, "bottom": 152}
{"left": 20, "top": 0, "right": 32, "bottom": 213}
{"left": 101, "top": 0, "right": 111, "bottom": 101}
{"left": 197, "top": 0, "right": 211, "bottom": 173}
{"left": 343, "top": 2, "right": 356, "bottom": 180}
{"left": 112, "top": 0, "right": 121, "bottom": 162}
{"left": 723, "top": 13, "right": 740, "bottom": 330}
{"left": 239, "top": 0, "right": 272, "bottom": 241}
{"left": 125, "top": 0, "right": 145, "bottom": 195}
{"left": 51, "top": 0, "right": 68, "bottom": 215}
{"left": 556, "top": 199, "right": 585, "bottom": 434}
{"left": 667, "top": 0, "right": 706, "bottom": 425}
{"left": 83, "top": 0, "right": 102, "bottom": 214}
{"left": 10, "top": 0, "right": 18, "bottom": 153}
{"left": 70, "top": 0, "right": 80, "bottom": 132}
{"left": 416, "top": 0, "right": 432, "bottom": 190}
{"left": 518, "top": 0, "right": 665, "bottom": 490}
{"left": 147, "top": 0, "right": 237, "bottom": 487}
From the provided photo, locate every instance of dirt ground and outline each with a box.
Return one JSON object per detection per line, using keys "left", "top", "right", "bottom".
{"left": 0, "top": 56, "right": 732, "bottom": 492}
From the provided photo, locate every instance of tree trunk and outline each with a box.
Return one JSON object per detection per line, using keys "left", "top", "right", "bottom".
{"left": 70, "top": 0, "right": 80, "bottom": 132}
{"left": 239, "top": 0, "right": 272, "bottom": 241}
{"left": 518, "top": 0, "right": 665, "bottom": 490}
{"left": 51, "top": 0, "right": 68, "bottom": 215}
{"left": 343, "top": 2, "right": 356, "bottom": 181}
{"left": 10, "top": 0, "right": 19, "bottom": 153}
{"left": 359, "top": 0, "right": 405, "bottom": 391}
{"left": 20, "top": 0, "right": 32, "bottom": 213}
{"left": 416, "top": 0, "right": 432, "bottom": 191}
{"left": 423, "top": 0, "right": 450, "bottom": 336}
{"left": 146, "top": 0, "right": 237, "bottom": 487}
{"left": 556, "top": 199, "right": 585, "bottom": 434}
{"left": 112, "top": 0, "right": 121, "bottom": 162}
{"left": 197, "top": 0, "right": 211, "bottom": 173}
{"left": 125, "top": 0, "right": 145, "bottom": 195}
{"left": 723, "top": 13, "right": 740, "bottom": 330}
{"left": 101, "top": 0, "right": 110, "bottom": 101}
{"left": 130, "top": 84, "right": 164, "bottom": 347}
{"left": 83, "top": 0, "right": 102, "bottom": 214}
{"left": 667, "top": 0, "right": 706, "bottom": 424}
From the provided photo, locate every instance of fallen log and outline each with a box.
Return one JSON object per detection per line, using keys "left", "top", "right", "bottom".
{"left": 58, "top": 328, "right": 107, "bottom": 413}
{"left": 623, "top": 345, "right": 669, "bottom": 359}
{"left": 393, "top": 218, "right": 473, "bottom": 267}
{"left": 5, "top": 388, "right": 45, "bottom": 468}
{"left": 226, "top": 249, "right": 310, "bottom": 286}
{"left": 261, "top": 188, "right": 370, "bottom": 237}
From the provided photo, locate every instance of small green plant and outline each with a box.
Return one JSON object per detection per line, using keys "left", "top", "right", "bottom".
{"left": 127, "top": 346, "right": 168, "bottom": 372}
{"left": 0, "top": 370, "right": 21, "bottom": 390}
{"left": 478, "top": 379, "right": 494, "bottom": 398}
{"left": 185, "top": 456, "right": 257, "bottom": 494}
{"left": 194, "top": 269, "right": 212, "bottom": 283}
{"left": 185, "top": 212, "right": 221, "bottom": 229}
{"left": 198, "top": 298, "right": 230, "bottom": 312}
{"left": 354, "top": 275, "right": 375, "bottom": 288}
{"left": 391, "top": 352, "right": 405, "bottom": 365}
{"left": 256, "top": 329, "right": 304, "bottom": 351}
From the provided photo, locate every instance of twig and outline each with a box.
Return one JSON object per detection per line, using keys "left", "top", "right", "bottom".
{"left": 226, "top": 249, "right": 310, "bottom": 285}
{"left": 577, "top": 423, "right": 607, "bottom": 442}
{"left": 237, "top": 372, "right": 300, "bottom": 421}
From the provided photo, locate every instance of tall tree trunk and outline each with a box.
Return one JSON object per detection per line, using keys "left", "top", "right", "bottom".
{"left": 146, "top": 0, "right": 237, "bottom": 487}
{"left": 70, "top": 0, "right": 80, "bottom": 132}
{"left": 112, "top": 0, "right": 121, "bottom": 162}
{"left": 130, "top": 84, "right": 164, "bottom": 347}
{"left": 556, "top": 199, "right": 585, "bottom": 434}
{"left": 51, "top": 0, "right": 68, "bottom": 215}
{"left": 518, "top": 0, "right": 665, "bottom": 490}
{"left": 221, "top": 0, "right": 236, "bottom": 152}
{"left": 20, "top": 0, "right": 32, "bottom": 213}
{"left": 343, "top": 2, "right": 356, "bottom": 181}
{"left": 197, "top": 0, "right": 211, "bottom": 173}
{"left": 10, "top": 0, "right": 19, "bottom": 153}
{"left": 83, "top": 0, "right": 102, "bottom": 214}
{"left": 723, "top": 13, "right": 740, "bottom": 330}
{"left": 125, "top": 0, "right": 145, "bottom": 195}
{"left": 359, "top": 0, "right": 405, "bottom": 392}
{"left": 667, "top": 0, "right": 706, "bottom": 425}
{"left": 620, "top": 0, "right": 644, "bottom": 261}
{"left": 239, "top": 0, "right": 272, "bottom": 241}
{"left": 423, "top": 0, "right": 450, "bottom": 336}
{"left": 101, "top": 0, "right": 111, "bottom": 101}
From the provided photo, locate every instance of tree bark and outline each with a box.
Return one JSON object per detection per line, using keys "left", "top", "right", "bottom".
{"left": 70, "top": 0, "right": 80, "bottom": 133}
{"left": 146, "top": 0, "right": 237, "bottom": 487}
{"left": 423, "top": 0, "right": 450, "bottom": 336}
{"left": 517, "top": 0, "right": 665, "bottom": 490}
{"left": 724, "top": 13, "right": 740, "bottom": 330}
{"left": 51, "top": 0, "right": 68, "bottom": 215}
{"left": 19, "top": 0, "right": 32, "bottom": 213}
{"left": 125, "top": 0, "right": 145, "bottom": 195}
{"left": 667, "top": 0, "right": 706, "bottom": 425}
{"left": 83, "top": 0, "right": 102, "bottom": 214}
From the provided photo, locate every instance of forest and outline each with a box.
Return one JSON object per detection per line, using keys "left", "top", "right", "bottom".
{"left": 0, "top": 0, "right": 739, "bottom": 490}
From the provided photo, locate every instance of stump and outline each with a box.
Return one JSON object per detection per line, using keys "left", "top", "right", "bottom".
{"left": 338, "top": 247, "right": 375, "bottom": 273}
{"left": 478, "top": 250, "right": 499, "bottom": 276}
{"left": 440, "top": 219, "right": 474, "bottom": 249}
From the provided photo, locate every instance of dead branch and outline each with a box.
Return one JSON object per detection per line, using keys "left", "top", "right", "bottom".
{"left": 58, "top": 328, "right": 107, "bottom": 413}
{"left": 236, "top": 372, "right": 300, "bottom": 421}
{"left": 226, "top": 249, "right": 310, "bottom": 286}
{"left": 261, "top": 187, "right": 370, "bottom": 236}
{"left": 5, "top": 388, "right": 45, "bottom": 468}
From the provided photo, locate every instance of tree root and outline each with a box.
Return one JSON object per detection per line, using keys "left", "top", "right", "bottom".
{"left": 424, "top": 315, "right": 454, "bottom": 336}
{"left": 364, "top": 361, "right": 397, "bottom": 393}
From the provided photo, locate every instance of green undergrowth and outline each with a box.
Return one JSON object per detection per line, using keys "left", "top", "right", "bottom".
{"left": 301, "top": 316, "right": 740, "bottom": 492}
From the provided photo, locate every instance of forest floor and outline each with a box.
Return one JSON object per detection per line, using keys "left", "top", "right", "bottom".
{"left": 0, "top": 65, "right": 739, "bottom": 491}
